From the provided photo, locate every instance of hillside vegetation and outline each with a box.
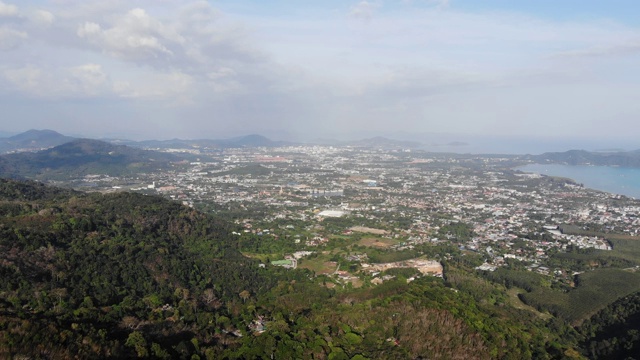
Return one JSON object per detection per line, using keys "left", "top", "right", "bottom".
{"left": 0, "top": 179, "right": 276, "bottom": 358}
{"left": 0, "top": 139, "right": 181, "bottom": 180}
{"left": 0, "top": 178, "right": 603, "bottom": 359}
{"left": 529, "top": 149, "right": 640, "bottom": 168}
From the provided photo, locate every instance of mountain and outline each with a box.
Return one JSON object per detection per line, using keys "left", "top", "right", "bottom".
{"left": 111, "top": 134, "right": 294, "bottom": 149}
{"left": 528, "top": 149, "right": 640, "bottom": 167}
{"left": 0, "top": 178, "right": 276, "bottom": 358}
{"left": 0, "top": 138, "right": 182, "bottom": 180}
{"left": 0, "top": 129, "right": 75, "bottom": 153}
{"left": 225, "top": 134, "right": 289, "bottom": 147}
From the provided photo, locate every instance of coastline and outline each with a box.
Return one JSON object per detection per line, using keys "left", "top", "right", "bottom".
{"left": 517, "top": 164, "right": 640, "bottom": 199}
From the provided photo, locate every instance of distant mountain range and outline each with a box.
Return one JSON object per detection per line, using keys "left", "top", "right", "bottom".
{"left": 0, "top": 138, "right": 181, "bottom": 180}
{"left": 0, "top": 130, "right": 435, "bottom": 180}
{"left": 0, "top": 129, "right": 75, "bottom": 153}
{"left": 0, "top": 129, "right": 426, "bottom": 153}
{"left": 0, "top": 130, "right": 298, "bottom": 153}
{"left": 527, "top": 149, "right": 640, "bottom": 168}
{"left": 109, "top": 134, "right": 295, "bottom": 149}
{"left": 4, "top": 129, "right": 640, "bottom": 169}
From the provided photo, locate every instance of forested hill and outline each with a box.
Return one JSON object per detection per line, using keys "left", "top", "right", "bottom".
{"left": 0, "top": 178, "right": 276, "bottom": 358}
{"left": 0, "top": 179, "right": 590, "bottom": 359}
{"left": 0, "top": 129, "right": 75, "bottom": 153}
{"left": 527, "top": 149, "right": 640, "bottom": 167}
{"left": 0, "top": 139, "right": 182, "bottom": 180}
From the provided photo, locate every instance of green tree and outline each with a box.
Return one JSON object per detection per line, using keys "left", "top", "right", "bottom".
{"left": 125, "top": 331, "right": 148, "bottom": 357}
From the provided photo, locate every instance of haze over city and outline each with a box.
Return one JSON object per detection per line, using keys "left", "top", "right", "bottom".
{"left": 1, "top": 0, "right": 639, "bottom": 153}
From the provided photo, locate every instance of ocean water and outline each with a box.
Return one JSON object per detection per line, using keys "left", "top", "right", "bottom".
{"left": 518, "top": 164, "right": 640, "bottom": 199}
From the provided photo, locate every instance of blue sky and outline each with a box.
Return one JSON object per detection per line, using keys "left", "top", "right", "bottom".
{"left": 1, "top": 0, "right": 639, "bottom": 152}
{"left": 454, "top": 0, "right": 638, "bottom": 22}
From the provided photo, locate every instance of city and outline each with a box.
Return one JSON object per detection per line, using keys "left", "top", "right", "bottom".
{"left": 69, "top": 144, "right": 635, "bottom": 290}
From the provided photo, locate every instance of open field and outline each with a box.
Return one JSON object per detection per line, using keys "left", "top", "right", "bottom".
{"left": 350, "top": 226, "right": 389, "bottom": 235}
{"left": 346, "top": 277, "right": 364, "bottom": 288}
{"left": 298, "top": 256, "right": 338, "bottom": 275}
{"left": 358, "top": 236, "right": 403, "bottom": 248}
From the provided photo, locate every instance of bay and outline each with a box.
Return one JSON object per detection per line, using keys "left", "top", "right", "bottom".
{"left": 517, "top": 164, "right": 640, "bottom": 199}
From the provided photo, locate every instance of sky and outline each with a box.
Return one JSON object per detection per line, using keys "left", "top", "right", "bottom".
{"left": 1, "top": 0, "right": 640, "bottom": 152}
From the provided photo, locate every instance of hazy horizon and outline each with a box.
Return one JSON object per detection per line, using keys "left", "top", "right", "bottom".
{"left": 1, "top": 0, "right": 639, "bottom": 153}
{"left": 2, "top": 127, "right": 639, "bottom": 155}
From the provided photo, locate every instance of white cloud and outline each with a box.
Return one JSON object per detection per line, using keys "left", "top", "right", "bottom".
{"left": 0, "top": 27, "right": 27, "bottom": 50}
{"left": 76, "top": 9, "right": 179, "bottom": 62}
{"left": 0, "top": 1, "right": 18, "bottom": 17}
{"left": 1, "top": 1, "right": 640, "bottom": 142}
{"left": 2, "top": 63, "right": 108, "bottom": 98}
{"left": 553, "top": 41, "right": 640, "bottom": 59}
{"left": 113, "top": 70, "right": 193, "bottom": 100}
{"left": 3, "top": 65, "right": 43, "bottom": 93}
{"left": 77, "top": 22, "right": 101, "bottom": 38}
{"left": 179, "top": 1, "right": 220, "bottom": 26}
{"left": 430, "top": 0, "right": 449, "bottom": 8}
{"left": 2, "top": 61, "right": 198, "bottom": 100}
{"left": 0, "top": 2, "right": 262, "bottom": 103}
{"left": 205, "top": 66, "right": 243, "bottom": 93}
{"left": 204, "top": 67, "right": 243, "bottom": 94}
{"left": 402, "top": 0, "right": 450, "bottom": 7}
{"left": 350, "top": 1, "right": 379, "bottom": 21}
{"left": 207, "top": 67, "right": 236, "bottom": 80}
{"left": 30, "top": 10, "right": 55, "bottom": 26}
{"left": 67, "top": 63, "right": 108, "bottom": 95}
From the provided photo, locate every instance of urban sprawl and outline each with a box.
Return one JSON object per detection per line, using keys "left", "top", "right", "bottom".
{"left": 69, "top": 145, "right": 639, "bottom": 289}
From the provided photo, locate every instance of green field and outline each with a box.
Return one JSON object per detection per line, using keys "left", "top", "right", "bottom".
{"left": 521, "top": 268, "right": 640, "bottom": 324}
{"left": 297, "top": 253, "right": 339, "bottom": 275}
{"left": 493, "top": 236, "right": 640, "bottom": 325}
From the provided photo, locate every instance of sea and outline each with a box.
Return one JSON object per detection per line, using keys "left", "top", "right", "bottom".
{"left": 517, "top": 164, "right": 640, "bottom": 199}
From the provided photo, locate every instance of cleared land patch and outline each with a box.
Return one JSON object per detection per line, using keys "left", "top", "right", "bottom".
{"left": 350, "top": 226, "right": 389, "bottom": 235}
{"left": 358, "top": 237, "right": 397, "bottom": 248}
{"left": 298, "top": 257, "right": 338, "bottom": 275}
